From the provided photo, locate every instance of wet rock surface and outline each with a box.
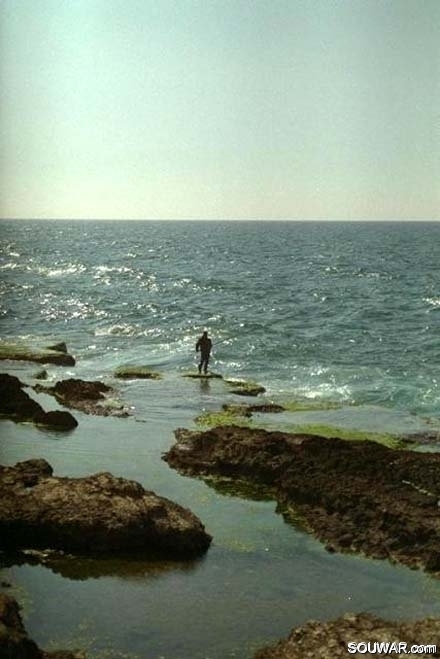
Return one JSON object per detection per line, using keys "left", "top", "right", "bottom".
{"left": 253, "top": 612, "right": 440, "bottom": 659}
{"left": 164, "top": 425, "right": 440, "bottom": 573}
{"left": 0, "top": 459, "right": 212, "bottom": 558}
{"left": 0, "top": 374, "right": 78, "bottom": 430}
{"left": 34, "top": 378, "right": 128, "bottom": 417}
{"left": 0, "top": 341, "right": 75, "bottom": 366}
{"left": 0, "top": 592, "right": 85, "bottom": 658}
{"left": 114, "top": 365, "right": 162, "bottom": 379}
{"left": 224, "top": 378, "right": 266, "bottom": 396}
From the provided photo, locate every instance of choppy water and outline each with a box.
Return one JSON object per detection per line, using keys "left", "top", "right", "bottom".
{"left": 1, "top": 220, "right": 440, "bottom": 658}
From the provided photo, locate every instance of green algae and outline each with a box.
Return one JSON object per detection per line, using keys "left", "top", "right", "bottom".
{"left": 269, "top": 422, "right": 404, "bottom": 448}
{"left": 195, "top": 408, "right": 254, "bottom": 428}
{"left": 114, "top": 365, "right": 162, "bottom": 380}
{"left": 0, "top": 341, "right": 75, "bottom": 366}
{"left": 195, "top": 404, "right": 405, "bottom": 449}
{"left": 45, "top": 618, "right": 140, "bottom": 659}
{"left": 280, "top": 398, "right": 345, "bottom": 412}
{"left": 224, "top": 378, "right": 266, "bottom": 396}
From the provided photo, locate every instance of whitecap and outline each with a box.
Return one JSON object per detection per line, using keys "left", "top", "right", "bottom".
{"left": 95, "top": 323, "right": 143, "bottom": 337}
{"left": 424, "top": 297, "right": 440, "bottom": 309}
{"left": 34, "top": 263, "right": 86, "bottom": 277}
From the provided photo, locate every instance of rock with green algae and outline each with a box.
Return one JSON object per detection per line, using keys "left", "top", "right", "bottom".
{"left": 114, "top": 365, "right": 162, "bottom": 380}
{"left": 164, "top": 425, "right": 440, "bottom": 574}
{"left": 224, "top": 378, "right": 266, "bottom": 396}
{"left": 0, "top": 592, "right": 86, "bottom": 658}
{"left": 254, "top": 612, "right": 440, "bottom": 659}
{"left": 0, "top": 341, "right": 75, "bottom": 366}
{"left": 0, "top": 459, "right": 212, "bottom": 558}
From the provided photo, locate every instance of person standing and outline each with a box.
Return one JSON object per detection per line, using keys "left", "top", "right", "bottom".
{"left": 196, "top": 330, "right": 212, "bottom": 374}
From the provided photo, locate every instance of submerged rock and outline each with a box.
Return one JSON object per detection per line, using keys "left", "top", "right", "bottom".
{"left": 222, "top": 403, "right": 285, "bottom": 417}
{"left": 254, "top": 612, "right": 440, "bottom": 658}
{"left": 224, "top": 378, "right": 266, "bottom": 396}
{"left": 34, "top": 378, "right": 128, "bottom": 417}
{"left": 114, "top": 365, "right": 162, "bottom": 379}
{"left": 0, "top": 341, "right": 75, "bottom": 366}
{"left": 0, "top": 459, "right": 212, "bottom": 558}
{"left": 0, "top": 374, "right": 77, "bottom": 430}
{"left": 0, "top": 592, "right": 85, "bottom": 658}
{"left": 164, "top": 425, "right": 440, "bottom": 574}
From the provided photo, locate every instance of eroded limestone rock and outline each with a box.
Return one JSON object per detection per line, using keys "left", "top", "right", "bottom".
{"left": 164, "top": 425, "right": 440, "bottom": 573}
{"left": 0, "top": 459, "right": 212, "bottom": 558}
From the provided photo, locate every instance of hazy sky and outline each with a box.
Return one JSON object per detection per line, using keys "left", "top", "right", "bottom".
{"left": 1, "top": 0, "right": 439, "bottom": 220}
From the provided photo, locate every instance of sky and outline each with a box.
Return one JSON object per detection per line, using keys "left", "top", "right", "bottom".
{"left": 0, "top": 0, "right": 439, "bottom": 221}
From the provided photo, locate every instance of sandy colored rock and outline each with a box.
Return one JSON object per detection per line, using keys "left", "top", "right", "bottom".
{"left": 254, "top": 612, "right": 440, "bottom": 658}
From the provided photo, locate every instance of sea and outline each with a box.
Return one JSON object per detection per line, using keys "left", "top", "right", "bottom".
{"left": 1, "top": 219, "right": 440, "bottom": 658}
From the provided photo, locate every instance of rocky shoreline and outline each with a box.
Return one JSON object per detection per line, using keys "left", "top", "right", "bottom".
{"left": 164, "top": 425, "right": 440, "bottom": 574}
{"left": 253, "top": 612, "right": 440, "bottom": 659}
{"left": 2, "top": 337, "right": 440, "bottom": 657}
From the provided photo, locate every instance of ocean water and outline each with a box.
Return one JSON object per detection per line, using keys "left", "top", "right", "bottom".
{"left": 1, "top": 219, "right": 440, "bottom": 658}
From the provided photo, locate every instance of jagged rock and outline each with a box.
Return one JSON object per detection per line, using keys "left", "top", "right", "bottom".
{"left": 0, "top": 459, "right": 212, "bottom": 558}
{"left": 0, "top": 374, "right": 77, "bottom": 429}
{"left": 164, "top": 425, "right": 440, "bottom": 573}
{"left": 34, "top": 378, "right": 127, "bottom": 417}
{"left": 254, "top": 612, "right": 440, "bottom": 658}
{"left": 0, "top": 592, "right": 85, "bottom": 658}
{"left": 0, "top": 341, "right": 75, "bottom": 366}
{"left": 114, "top": 365, "right": 162, "bottom": 380}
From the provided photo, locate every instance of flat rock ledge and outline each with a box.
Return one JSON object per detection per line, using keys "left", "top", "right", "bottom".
{"left": 34, "top": 378, "right": 129, "bottom": 417}
{"left": 0, "top": 592, "right": 85, "bottom": 658}
{"left": 0, "top": 374, "right": 78, "bottom": 430}
{"left": 114, "top": 365, "right": 162, "bottom": 380}
{"left": 0, "top": 459, "right": 212, "bottom": 558}
{"left": 254, "top": 612, "right": 440, "bottom": 659}
{"left": 0, "top": 341, "right": 75, "bottom": 366}
{"left": 164, "top": 426, "right": 440, "bottom": 573}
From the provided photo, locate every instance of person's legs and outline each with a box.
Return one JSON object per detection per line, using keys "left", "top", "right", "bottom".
{"left": 202, "top": 353, "right": 209, "bottom": 374}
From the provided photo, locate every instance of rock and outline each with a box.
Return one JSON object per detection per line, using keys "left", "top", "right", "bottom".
{"left": 0, "top": 341, "right": 75, "bottom": 366}
{"left": 182, "top": 372, "right": 223, "bottom": 379}
{"left": 114, "top": 365, "right": 162, "bottom": 380}
{"left": 0, "top": 592, "right": 85, "bottom": 658}
{"left": 254, "top": 612, "right": 440, "bottom": 658}
{"left": 224, "top": 379, "right": 266, "bottom": 396}
{"left": 34, "top": 378, "right": 127, "bottom": 417}
{"left": 33, "top": 369, "right": 48, "bottom": 380}
{"left": 0, "top": 374, "right": 42, "bottom": 421}
{"left": 34, "top": 410, "right": 78, "bottom": 430}
{"left": 0, "top": 374, "right": 77, "bottom": 430}
{"left": 222, "top": 403, "right": 285, "bottom": 416}
{"left": 45, "top": 342, "right": 68, "bottom": 354}
{"left": 0, "top": 459, "right": 212, "bottom": 558}
{"left": 164, "top": 425, "right": 440, "bottom": 573}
